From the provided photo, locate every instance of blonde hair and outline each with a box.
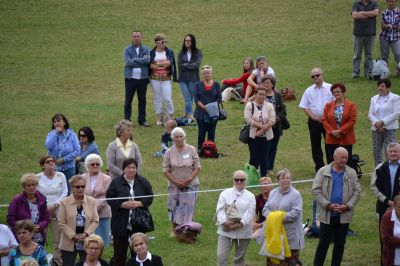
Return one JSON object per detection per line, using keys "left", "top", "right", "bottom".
{"left": 259, "top": 176, "right": 272, "bottom": 184}
{"left": 201, "top": 65, "right": 213, "bottom": 72}
{"left": 154, "top": 33, "right": 166, "bottom": 42}
{"left": 130, "top": 232, "right": 149, "bottom": 247}
{"left": 68, "top": 175, "right": 86, "bottom": 187}
{"left": 115, "top": 120, "right": 133, "bottom": 138}
{"left": 275, "top": 168, "right": 291, "bottom": 181}
{"left": 20, "top": 173, "right": 39, "bottom": 188}
{"left": 84, "top": 234, "right": 104, "bottom": 252}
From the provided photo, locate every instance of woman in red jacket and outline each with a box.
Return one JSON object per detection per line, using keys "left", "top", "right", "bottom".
{"left": 322, "top": 82, "right": 357, "bottom": 163}
{"left": 381, "top": 195, "right": 400, "bottom": 266}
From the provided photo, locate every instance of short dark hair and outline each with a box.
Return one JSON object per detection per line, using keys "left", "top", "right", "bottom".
{"left": 39, "top": 155, "right": 55, "bottom": 168}
{"left": 51, "top": 113, "right": 70, "bottom": 130}
{"left": 330, "top": 82, "right": 346, "bottom": 93}
{"left": 78, "top": 127, "right": 95, "bottom": 142}
{"left": 261, "top": 75, "right": 276, "bottom": 89}
{"left": 122, "top": 158, "right": 138, "bottom": 170}
{"left": 377, "top": 78, "right": 391, "bottom": 88}
{"left": 15, "top": 219, "right": 34, "bottom": 232}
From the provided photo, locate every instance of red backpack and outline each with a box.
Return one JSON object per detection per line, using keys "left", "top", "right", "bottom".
{"left": 200, "top": 140, "right": 219, "bottom": 158}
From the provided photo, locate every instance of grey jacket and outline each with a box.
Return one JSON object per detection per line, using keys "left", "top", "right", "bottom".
{"left": 312, "top": 163, "right": 361, "bottom": 224}
{"left": 124, "top": 44, "right": 150, "bottom": 79}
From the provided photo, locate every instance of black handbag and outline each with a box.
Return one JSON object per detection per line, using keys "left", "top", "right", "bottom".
{"left": 218, "top": 102, "right": 227, "bottom": 120}
{"left": 281, "top": 117, "right": 290, "bottom": 130}
{"left": 130, "top": 207, "right": 154, "bottom": 233}
{"left": 239, "top": 102, "right": 254, "bottom": 144}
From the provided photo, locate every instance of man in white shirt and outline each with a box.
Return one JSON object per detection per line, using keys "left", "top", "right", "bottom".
{"left": 299, "top": 68, "right": 334, "bottom": 172}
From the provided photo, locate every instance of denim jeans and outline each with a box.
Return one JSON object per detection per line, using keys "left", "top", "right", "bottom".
{"left": 353, "top": 35, "right": 375, "bottom": 77}
{"left": 95, "top": 217, "right": 110, "bottom": 246}
{"left": 179, "top": 81, "right": 196, "bottom": 115}
{"left": 62, "top": 167, "right": 76, "bottom": 194}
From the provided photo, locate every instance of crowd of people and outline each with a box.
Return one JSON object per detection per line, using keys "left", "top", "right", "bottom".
{"left": 3, "top": 1, "right": 400, "bottom": 265}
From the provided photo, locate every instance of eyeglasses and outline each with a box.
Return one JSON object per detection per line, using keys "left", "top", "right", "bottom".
{"left": 73, "top": 185, "right": 86, "bottom": 189}
{"left": 79, "top": 134, "right": 87, "bottom": 138}
{"left": 184, "top": 39, "right": 192, "bottom": 42}
{"left": 156, "top": 40, "right": 167, "bottom": 44}
{"left": 44, "top": 159, "right": 55, "bottom": 164}
{"left": 311, "top": 74, "right": 321, "bottom": 79}
{"left": 234, "top": 178, "right": 246, "bottom": 183}
{"left": 90, "top": 163, "right": 100, "bottom": 166}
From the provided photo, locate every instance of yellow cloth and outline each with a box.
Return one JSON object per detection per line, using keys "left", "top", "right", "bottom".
{"left": 265, "top": 210, "right": 291, "bottom": 263}
{"left": 116, "top": 138, "right": 133, "bottom": 158}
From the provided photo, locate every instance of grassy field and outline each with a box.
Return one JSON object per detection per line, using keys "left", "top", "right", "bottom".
{"left": 0, "top": 0, "right": 395, "bottom": 265}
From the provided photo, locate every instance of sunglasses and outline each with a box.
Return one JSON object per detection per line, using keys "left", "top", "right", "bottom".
{"left": 73, "top": 185, "right": 86, "bottom": 189}
{"left": 79, "top": 134, "right": 87, "bottom": 138}
{"left": 44, "top": 160, "right": 55, "bottom": 164}
{"left": 156, "top": 40, "right": 167, "bottom": 44}
{"left": 202, "top": 65, "right": 212, "bottom": 70}
{"left": 90, "top": 163, "right": 100, "bottom": 166}
{"left": 311, "top": 74, "right": 321, "bottom": 79}
{"left": 234, "top": 178, "right": 246, "bottom": 183}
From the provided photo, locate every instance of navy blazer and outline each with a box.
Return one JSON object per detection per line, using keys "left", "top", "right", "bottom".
{"left": 193, "top": 81, "right": 222, "bottom": 120}
{"left": 375, "top": 161, "right": 400, "bottom": 216}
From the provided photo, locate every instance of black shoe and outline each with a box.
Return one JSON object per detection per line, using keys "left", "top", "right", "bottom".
{"left": 347, "top": 228, "right": 358, "bottom": 237}
{"left": 139, "top": 121, "right": 150, "bottom": 127}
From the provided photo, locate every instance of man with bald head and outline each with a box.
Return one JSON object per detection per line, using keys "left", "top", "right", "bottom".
{"left": 299, "top": 68, "right": 334, "bottom": 172}
{"left": 312, "top": 147, "right": 361, "bottom": 266}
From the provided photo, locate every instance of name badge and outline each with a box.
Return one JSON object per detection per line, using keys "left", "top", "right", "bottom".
{"left": 182, "top": 154, "right": 190, "bottom": 160}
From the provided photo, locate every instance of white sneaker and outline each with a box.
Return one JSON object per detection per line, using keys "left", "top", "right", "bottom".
{"left": 156, "top": 120, "right": 163, "bottom": 126}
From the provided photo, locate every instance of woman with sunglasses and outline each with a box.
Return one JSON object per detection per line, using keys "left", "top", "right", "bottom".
{"left": 45, "top": 113, "right": 80, "bottom": 183}
{"left": 58, "top": 175, "right": 99, "bottom": 266}
{"left": 178, "top": 33, "right": 202, "bottom": 123}
{"left": 37, "top": 155, "right": 68, "bottom": 266}
{"left": 82, "top": 154, "right": 112, "bottom": 247}
{"left": 215, "top": 170, "right": 256, "bottom": 266}
{"left": 75, "top": 127, "right": 99, "bottom": 174}
{"left": 149, "top": 33, "right": 177, "bottom": 126}
{"left": 193, "top": 65, "right": 222, "bottom": 151}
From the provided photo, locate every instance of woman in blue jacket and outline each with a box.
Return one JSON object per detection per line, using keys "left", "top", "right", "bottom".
{"left": 45, "top": 113, "right": 80, "bottom": 184}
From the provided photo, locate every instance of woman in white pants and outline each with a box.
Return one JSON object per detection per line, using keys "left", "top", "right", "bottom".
{"left": 149, "top": 33, "right": 177, "bottom": 125}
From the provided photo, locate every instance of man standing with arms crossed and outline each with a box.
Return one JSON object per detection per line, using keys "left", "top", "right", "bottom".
{"left": 351, "top": 0, "right": 379, "bottom": 79}
{"left": 124, "top": 31, "right": 150, "bottom": 127}
{"left": 299, "top": 68, "right": 333, "bottom": 173}
{"left": 313, "top": 147, "right": 361, "bottom": 266}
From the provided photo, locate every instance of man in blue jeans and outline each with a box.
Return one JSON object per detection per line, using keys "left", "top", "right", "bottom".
{"left": 351, "top": 0, "right": 379, "bottom": 79}
{"left": 312, "top": 147, "right": 361, "bottom": 266}
{"left": 123, "top": 31, "right": 150, "bottom": 126}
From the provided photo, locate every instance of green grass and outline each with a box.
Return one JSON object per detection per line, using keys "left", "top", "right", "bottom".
{"left": 0, "top": 0, "right": 393, "bottom": 265}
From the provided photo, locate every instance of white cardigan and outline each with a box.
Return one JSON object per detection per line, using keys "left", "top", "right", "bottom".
{"left": 216, "top": 187, "right": 255, "bottom": 239}
{"left": 368, "top": 92, "right": 400, "bottom": 131}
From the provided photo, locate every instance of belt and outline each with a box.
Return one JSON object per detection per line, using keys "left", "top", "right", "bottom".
{"left": 150, "top": 75, "right": 171, "bottom": 81}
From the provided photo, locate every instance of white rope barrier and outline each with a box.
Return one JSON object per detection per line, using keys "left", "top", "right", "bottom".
{"left": 0, "top": 172, "right": 374, "bottom": 208}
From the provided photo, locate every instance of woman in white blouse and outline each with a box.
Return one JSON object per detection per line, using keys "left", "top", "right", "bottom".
{"left": 37, "top": 155, "right": 68, "bottom": 266}
{"left": 0, "top": 224, "right": 18, "bottom": 266}
{"left": 368, "top": 78, "right": 400, "bottom": 166}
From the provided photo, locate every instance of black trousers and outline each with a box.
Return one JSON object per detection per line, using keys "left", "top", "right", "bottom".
{"left": 197, "top": 119, "right": 218, "bottom": 150}
{"left": 326, "top": 144, "right": 353, "bottom": 164}
{"left": 308, "top": 118, "right": 327, "bottom": 172}
{"left": 124, "top": 78, "right": 148, "bottom": 123}
{"left": 248, "top": 137, "right": 269, "bottom": 177}
{"left": 313, "top": 216, "right": 349, "bottom": 266}
{"left": 61, "top": 250, "right": 85, "bottom": 266}
{"left": 113, "top": 230, "right": 132, "bottom": 266}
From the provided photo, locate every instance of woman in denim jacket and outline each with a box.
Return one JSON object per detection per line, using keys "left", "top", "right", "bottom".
{"left": 149, "top": 33, "right": 177, "bottom": 126}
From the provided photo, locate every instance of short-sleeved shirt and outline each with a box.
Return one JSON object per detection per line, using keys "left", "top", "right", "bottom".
{"left": 252, "top": 67, "right": 275, "bottom": 84}
{"left": 352, "top": 0, "right": 379, "bottom": 36}
{"left": 299, "top": 82, "right": 333, "bottom": 119}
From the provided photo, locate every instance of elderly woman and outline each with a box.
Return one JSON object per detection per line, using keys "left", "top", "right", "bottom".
{"left": 322, "top": 82, "right": 357, "bottom": 164}
{"left": 7, "top": 174, "right": 49, "bottom": 245}
{"left": 368, "top": 78, "right": 400, "bottom": 166}
{"left": 75, "top": 234, "right": 109, "bottom": 266}
{"left": 0, "top": 224, "right": 17, "bottom": 266}
{"left": 244, "top": 86, "right": 276, "bottom": 177}
{"left": 252, "top": 177, "right": 273, "bottom": 238}
{"left": 178, "top": 33, "right": 202, "bottom": 122}
{"left": 37, "top": 155, "right": 67, "bottom": 266}
{"left": 262, "top": 169, "right": 305, "bottom": 263}
{"left": 162, "top": 127, "right": 201, "bottom": 236}
{"left": 106, "top": 120, "right": 142, "bottom": 179}
{"left": 106, "top": 158, "right": 154, "bottom": 266}
{"left": 75, "top": 127, "right": 99, "bottom": 174}
{"left": 149, "top": 33, "right": 177, "bottom": 125}
{"left": 216, "top": 170, "right": 255, "bottom": 266}
{"left": 8, "top": 220, "right": 48, "bottom": 266}
{"left": 45, "top": 113, "right": 80, "bottom": 182}
{"left": 83, "top": 154, "right": 112, "bottom": 246}
{"left": 193, "top": 65, "right": 222, "bottom": 151}
{"left": 126, "top": 233, "right": 164, "bottom": 266}
{"left": 381, "top": 195, "right": 400, "bottom": 266}
{"left": 58, "top": 175, "right": 99, "bottom": 266}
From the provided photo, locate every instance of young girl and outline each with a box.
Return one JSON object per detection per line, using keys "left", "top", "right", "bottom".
{"left": 222, "top": 57, "right": 254, "bottom": 101}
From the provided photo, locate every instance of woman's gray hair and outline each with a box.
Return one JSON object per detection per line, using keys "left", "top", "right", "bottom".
{"left": 69, "top": 174, "right": 86, "bottom": 186}
{"left": 275, "top": 168, "right": 291, "bottom": 181}
{"left": 171, "top": 127, "right": 186, "bottom": 139}
{"left": 84, "top": 153, "right": 104, "bottom": 171}
{"left": 115, "top": 119, "right": 132, "bottom": 137}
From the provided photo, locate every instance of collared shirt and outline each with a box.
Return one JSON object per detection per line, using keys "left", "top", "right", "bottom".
{"left": 389, "top": 160, "right": 400, "bottom": 197}
{"left": 116, "top": 138, "right": 133, "bottom": 158}
{"left": 352, "top": 0, "right": 379, "bottom": 36}
{"left": 136, "top": 252, "right": 152, "bottom": 266}
{"left": 299, "top": 81, "right": 333, "bottom": 119}
{"left": 380, "top": 8, "right": 400, "bottom": 41}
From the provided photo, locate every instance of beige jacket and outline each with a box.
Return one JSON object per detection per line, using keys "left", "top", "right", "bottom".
{"left": 312, "top": 163, "right": 361, "bottom": 224}
{"left": 244, "top": 101, "right": 276, "bottom": 140}
{"left": 58, "top": 194, "right": 99, "bottom": 251}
